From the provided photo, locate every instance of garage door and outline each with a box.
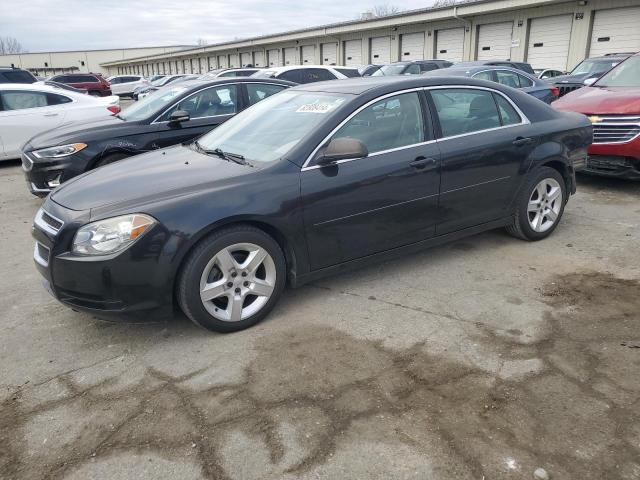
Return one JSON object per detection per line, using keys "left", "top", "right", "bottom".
{"left": 477, "top": 22, "right": 513, "bottom": 60}
{"left": 267, "top": 49, "right": 280, "bottom": 67}
{"left": 589, "top": 7, "right": 640, "bottom": 57}
{"left": 283, "top": 47, "right": 297, "bottom": 65}
{"left": 527, "top": 15, "right": 572, "bottom": 71}
{"left": 208, "top": 57, "right": 216, "bottom": 70}
{"left": 321, "top": 43, "right": 337, "bottom": 65}
{"left": 344, "top": 40, "right": 362, "bottom": 66}
{"left": 253, "top": 51, "right": 264, "bottom": 67}
{"left": 400, "top": 32, "right": 425, "bottom": 60}
{"left": 229, "top": 54, "right": 239, "bottom": 68}
{"left": 301, "top": 45, "right": 315, "bottom": 64}
{"left": 370, "top": 36, "right": 391, "bottom": 63}
{"left": 218, "top": 55, "right": 228, "bottom": 68}
{"left": 240, "top": 52, "right": 252, "bottom": 67}
{"left": 436, "top": 28, "right": 465, "bottom": 62}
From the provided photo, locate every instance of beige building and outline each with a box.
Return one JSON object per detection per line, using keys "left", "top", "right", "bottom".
{"left": 0, "top": 46, "right": 193, "bottom": 76}
{"left": 100, "top": 0, "right": 640, "bottom": 77}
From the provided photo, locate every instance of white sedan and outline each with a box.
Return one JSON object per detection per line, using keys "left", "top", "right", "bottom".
{"left": 0, "top": 83, "right": 120, "bottom": 161}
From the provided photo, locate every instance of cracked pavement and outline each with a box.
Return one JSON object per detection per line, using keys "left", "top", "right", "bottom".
{"left": 1, "top": 161, "right": 639, "bottom": 479}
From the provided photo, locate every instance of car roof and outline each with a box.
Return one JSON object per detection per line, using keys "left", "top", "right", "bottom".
{"left": 170, "top": 77, "right": 297, "bottom": 89}
{"left": 291, "top": 75, "right": 522, "bottom": 95}
{"left": 261, "top": 65, "right": 336, "bottom": 72}
{"left": 0, "top": 82, "right": 74, "bottom": 92}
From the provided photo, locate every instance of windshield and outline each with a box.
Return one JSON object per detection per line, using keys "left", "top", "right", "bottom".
{"left": 118, "top": 85, "right": 188, "bottom": 121}
{"left": 570, "top": 59, "right": 620, "bottom": 76}
{"left": 196, "top": 90, "right": 350, "bottom": 163}
{"left": 595, "top": 56, "right": 640, "bottom": 87}
{"left": 371, "top": 64, "right": 407, "bottom": 76}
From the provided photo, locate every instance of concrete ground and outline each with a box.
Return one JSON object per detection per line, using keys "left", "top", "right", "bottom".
{"left": 1, "top": 160, "right": 639, "bottom": 480}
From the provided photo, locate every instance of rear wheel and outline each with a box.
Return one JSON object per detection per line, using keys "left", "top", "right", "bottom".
{"left": 506, "top": 166, "right": 566, "bottom": 241}
{"left": 177, "top": 225, "right": 286, "bottom": 333}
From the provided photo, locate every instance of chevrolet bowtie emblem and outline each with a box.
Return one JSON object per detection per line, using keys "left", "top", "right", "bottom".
{"left": 588, "top": 115, "right": 601, "bottom": 124}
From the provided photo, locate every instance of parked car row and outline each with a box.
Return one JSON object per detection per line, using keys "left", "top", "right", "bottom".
{"left": 2, "top": 52, "right": 638, "bottom": 335}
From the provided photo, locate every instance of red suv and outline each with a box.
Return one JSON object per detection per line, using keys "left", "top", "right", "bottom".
{"left": 553, "top": 54, "right": 640, "bottom": 180}
{"left": 49, "top": 73, "right": 112, "bottom": 97}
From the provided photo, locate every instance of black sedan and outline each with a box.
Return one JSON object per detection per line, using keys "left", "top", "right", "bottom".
{"left": 22, "top": 77, "right": 295, "bottom": 195}
{"left": 32, "top": 76, "right": 592, "bottom": 333}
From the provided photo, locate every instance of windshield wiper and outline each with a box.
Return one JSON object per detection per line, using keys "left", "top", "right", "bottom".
{"left": 193, "top": 141, "right": 251, "bottom": 166}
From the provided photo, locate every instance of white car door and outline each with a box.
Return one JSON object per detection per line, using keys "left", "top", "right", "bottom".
{"left": 0, "top": 90, "right": 67, "bottom": 159}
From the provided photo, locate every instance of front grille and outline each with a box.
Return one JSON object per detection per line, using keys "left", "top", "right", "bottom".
{"left": 34, "top": 208, "right": 64, "bottom": 235}
{"left": 557, "top": 84, "right": 581, "bottom": 97}
{"left": 21, "top": 153, "right": 33, "bottom": 172}
{"left": 590, "top": 115, "right": 640, "bottom": 144}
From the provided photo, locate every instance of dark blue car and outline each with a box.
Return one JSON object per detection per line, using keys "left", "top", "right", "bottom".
{"left": 425, "top": 65, "right": 558, "bottom": 104}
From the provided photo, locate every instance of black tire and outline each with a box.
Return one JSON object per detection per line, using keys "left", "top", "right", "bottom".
{"left": 177, "top": 225, "right": 286, "bottom": 333}
{"left": 94, "top": 152, "right": 129, "bottom": 169}
{"left": 506, "top": 166, "right": 567, "bottom": 241}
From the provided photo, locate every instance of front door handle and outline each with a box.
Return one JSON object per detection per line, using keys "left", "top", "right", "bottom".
{"left": 410, "top": 157, "right": 437, "bottom": 170}
{"left": 513, "top": 136, "right": 534, "bottom": 147}
{"left": 43, "top": 112, "right": 59, "bottom": 117}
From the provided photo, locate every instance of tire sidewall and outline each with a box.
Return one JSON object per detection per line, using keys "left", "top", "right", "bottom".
{"left": 517, "top": 167, "right": 567, "bottom": 241}
{"left": 179, "top": 228, "right": 286, "bottom": 333}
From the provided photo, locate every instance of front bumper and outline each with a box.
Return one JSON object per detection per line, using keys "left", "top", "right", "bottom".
{"left": 22, "top": 151, "right": 93, "bottom": 197}
{"left": 31, "top": 201, "right": 175, "bottom": 321}
{"left": 586, "top": 138, "right": 640, "bottom": 180}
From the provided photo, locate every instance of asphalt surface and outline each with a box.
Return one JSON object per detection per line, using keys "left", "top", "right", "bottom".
{"left": 1, "top": 160, "right": 639, "bottom": 480}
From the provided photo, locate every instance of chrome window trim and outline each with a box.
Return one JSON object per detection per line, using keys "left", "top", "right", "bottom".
{"left": 151, "top": 81, "right": 285, "bottom": 124}
{"left": 34, "top": 208, "right": 64, "bottom": 236}
{"left": 301, "top": 85, "right": 530, "bottom": 171}
{"left": 33, "top": 242, "right": 49, "bottom": 267}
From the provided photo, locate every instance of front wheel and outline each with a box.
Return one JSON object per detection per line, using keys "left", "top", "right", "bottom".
{"left": 177, "top": 225, "right": 286, "bottom": 332}
{"left": 506, "top": 166, "right": 566, "bottom": 241}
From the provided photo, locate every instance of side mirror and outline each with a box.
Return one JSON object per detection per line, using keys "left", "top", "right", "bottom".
{"left": 169, "top": 109, "right": 190, "bottom": 123}
{"left": 583, "top": 77, "right": 597, "bottom": 87}
{"left": 316, "top": 138, "right": 368, "bottom": 166}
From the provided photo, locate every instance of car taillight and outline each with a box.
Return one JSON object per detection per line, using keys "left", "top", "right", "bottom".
{"left": 107, "top": 105, "right": 121, "bottom": 115}
{"left": 551, "top": 86, "right": 560, "bottom": 97}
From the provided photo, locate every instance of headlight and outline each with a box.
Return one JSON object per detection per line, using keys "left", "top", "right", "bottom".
{"left": 72, "top": 214, "right": 156, "bottom": 255}
{"left": 32, "top": 143, "right": 87, "bottom": 159}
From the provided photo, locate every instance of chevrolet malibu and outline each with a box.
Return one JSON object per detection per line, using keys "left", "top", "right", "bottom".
{"left": 32, "top": 76, "right": 592, "bottom": 332}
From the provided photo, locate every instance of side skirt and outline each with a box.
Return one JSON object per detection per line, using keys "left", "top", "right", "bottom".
{"left": 291, "top": 216, "right": 513, "bottom": 288}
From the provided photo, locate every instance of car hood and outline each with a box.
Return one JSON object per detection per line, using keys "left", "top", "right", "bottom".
{"left": 553, "top": 86, "right": 640, "bottom": 115}
{"left": 50, "top": 144, "right": 252, "bottom": 212}
{"left": 25, "top": 116, "right": 135, "bottom": 150}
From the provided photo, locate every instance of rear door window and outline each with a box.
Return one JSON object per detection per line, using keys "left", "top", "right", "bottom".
{"left": 303, "top": 69, "right": 336, "bottom": 83}
{"left": 47, "top": 93, "right": 73, "bottom": 105}
{"left": 246, "top": 83, "right": 287, "bottom": 106}
{"left": 494, "top": 70, "right": 521, "bottom": 89}
{"left": 404, "top": 64, "right": 421, "bottom": 75}
{"left": 473, "top": 71, "right": 495, "bottom": 82}
{"left": 493, "top": 94, "right": 521, "bottom": 126}
{"left": 430, "top": 89, "right": 501, "bottom": 137}
{"left": 419, "top": 63, "right": 439, "bottom": 72}
{"left": 332, "top": 92, "right": 425, "bottom": 153}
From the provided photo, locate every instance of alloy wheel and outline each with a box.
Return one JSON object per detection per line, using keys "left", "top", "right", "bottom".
{"left": 527, "top": 178, "right": 563, "bottom": 233}
{"left": 199, "top": 243, "right": 276, "bottom": 322}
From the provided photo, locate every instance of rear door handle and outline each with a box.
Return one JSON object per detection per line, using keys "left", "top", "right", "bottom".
{"left": 410, "top": 157, "right": 437, "bottom": 170}
{"left": 513, "top": 136, "right": 534, "bottom": 147}
{"left": 43, "top": 112, "right": 59, "bottom": 117}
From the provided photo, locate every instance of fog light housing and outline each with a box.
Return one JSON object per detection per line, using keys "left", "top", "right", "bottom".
{"left": 47, "top": 175, "right": 62, "bottom": 188}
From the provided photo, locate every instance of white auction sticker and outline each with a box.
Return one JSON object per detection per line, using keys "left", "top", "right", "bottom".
{"left": 296, "top": 103, "right": 338, "bottom": 113}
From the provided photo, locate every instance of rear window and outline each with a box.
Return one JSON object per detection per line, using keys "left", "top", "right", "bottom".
{"left": 0, "top": 70, "right": 36, "bottom": 83}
